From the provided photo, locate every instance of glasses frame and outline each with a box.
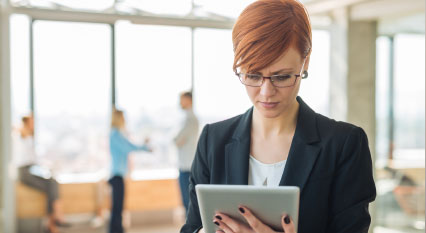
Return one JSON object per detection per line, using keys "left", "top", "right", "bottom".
{"left": 236, "top": 59, "right": 307, "bottom": 88}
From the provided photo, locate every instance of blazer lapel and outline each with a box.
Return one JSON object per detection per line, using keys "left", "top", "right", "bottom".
{"left": 225, "top": 108, "right": 253, "bottom": 185}
{"left": 279, "top": 97, "right": 321, "bottom": 194}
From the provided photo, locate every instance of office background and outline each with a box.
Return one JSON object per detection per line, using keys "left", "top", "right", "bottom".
{"left": 0, "top": 0, "right": 424, "bottom": 233}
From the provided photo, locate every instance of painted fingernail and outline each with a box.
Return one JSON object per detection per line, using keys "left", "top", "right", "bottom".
{"left": 239, "top": 207, "right": 245, "bottom": 214}
{"left": 215, "top": 215, "right": 222, "bottom": 220}
{"left": 284, "top": 215, "right": 290, "bottom": 224}
{"left": 213, "top": 221, "right": 220, "bottom": 226}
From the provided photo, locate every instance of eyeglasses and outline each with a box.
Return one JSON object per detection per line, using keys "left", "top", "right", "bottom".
{"left": 235, "top": 59, "right": 308, "bottom": 88}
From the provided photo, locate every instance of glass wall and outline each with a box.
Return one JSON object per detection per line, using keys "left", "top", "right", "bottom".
{"left": 10, "top": 14, "right": 31, "bottom": 127}
{"left": 32, "top": 20, "right": 112, "bottom": 182}
{"left": 393, "top": 34, "right": 425, "bottom": 161}
{"left": 115, "top": 22, "right": 192, "bottom": 179}
{"left": 375, "top": 34, "right": 425, "bottom": 232}
{"left": 11, "top": 21, "right": 331, "bottom": 181}
{"left": 193, "top": 28, "right": 252, "bottom": 126}
{"left": 299, "top": 30, "right": 330, "bottom": 116}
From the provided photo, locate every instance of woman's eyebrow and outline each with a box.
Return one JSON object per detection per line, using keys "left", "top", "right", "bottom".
{"left": 270, "top": 68, "right": 293, "bottom": 75}
{"left": 249, "top": 68, "right": 293, "bottom": 75}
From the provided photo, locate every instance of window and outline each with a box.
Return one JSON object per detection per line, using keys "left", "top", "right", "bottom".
{"left": 33, "top": 21, "right": 111, "bottom": 182}
{"left": 375, "top": 34, "right": 425, "bottom": 232}
{"left": 10, "top": 14, "right": 31, "bottom": 126}
{"left": 115, "top": 22, "right": 192, "bottom": 179}
{"left": 376, "top": 36, "right": 392, "bottom": 166}
{"left": 393, "top": 34, "right": 425, "bottom": 161}
{"left": 299, "top": 30, "right": 330, "bottom": 116}
{"left": 193, "top": 28, "right": 252, "bottom": 126}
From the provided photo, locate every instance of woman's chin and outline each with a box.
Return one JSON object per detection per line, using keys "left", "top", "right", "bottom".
{"left": 255, "top": 106, "right": 283, "bottom": 119}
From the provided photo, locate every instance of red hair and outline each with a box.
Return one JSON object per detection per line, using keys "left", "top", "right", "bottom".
{"left": 232, "top": 0, "right": 312, "bottom": 73}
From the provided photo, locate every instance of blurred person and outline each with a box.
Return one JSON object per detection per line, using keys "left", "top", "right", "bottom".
{"left": 180, "top": 0, "right": 376, "bottom": 232}
{"left": 174, "top": 92, "right": 199, "bottom": 214}
{"left": 14, "top": 115, "right": 70, "bottom": 233}
{"left": 109, "top": 109, "right": 152, "bottom": 233}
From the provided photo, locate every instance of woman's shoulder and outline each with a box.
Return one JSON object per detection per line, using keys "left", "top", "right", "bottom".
{"left": 200, "top": 112, "right": 248, "bottom": 142}
{"left": 314, "top": 112, "right": 366, "bottom": 142}
{"left": 210, "top": 114, "right": 244, "bottom": 129}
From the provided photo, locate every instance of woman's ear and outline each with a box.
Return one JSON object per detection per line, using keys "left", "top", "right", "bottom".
{"left": 303, "top": 55, "right": 310, "bottom": 71}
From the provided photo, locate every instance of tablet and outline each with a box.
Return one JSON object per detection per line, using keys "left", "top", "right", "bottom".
{"left": 196, "top": 184, "right": 299, "bottom": 233}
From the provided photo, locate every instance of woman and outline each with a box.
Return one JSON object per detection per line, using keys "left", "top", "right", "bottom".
{"left": 180, "top": 0, "right": 376, "bottom": 233}
{"left": 14, "top": 115, "right": 69, "bottom": 233}
{"left": 109, "top": 109, "right": 151, "bottom": 233}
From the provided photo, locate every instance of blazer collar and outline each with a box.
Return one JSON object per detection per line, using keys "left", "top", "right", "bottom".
{"left": 224, "top": 107, "right": 253, "bottom": 185}
{"left": 279, "top": 97, "right": 321, "bottom": 193}
{"left": 225, "top": 96, "right": 321, "bottom": 193}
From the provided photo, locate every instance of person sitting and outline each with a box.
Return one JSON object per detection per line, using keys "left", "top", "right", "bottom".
{"left": 14, "top": 115, "right": 70, "bottom": 233}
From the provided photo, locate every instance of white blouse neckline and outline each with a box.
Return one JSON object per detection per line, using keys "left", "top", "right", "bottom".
{"left": 248, "top": 155, "right": 287, "bottom": 187}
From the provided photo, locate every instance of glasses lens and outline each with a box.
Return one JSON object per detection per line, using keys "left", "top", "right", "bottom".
{"left": 240, "top": 74, "right": 262, "bottom": 86}
{"left": 271, "top": 75, "right": 296, "bottom": 87}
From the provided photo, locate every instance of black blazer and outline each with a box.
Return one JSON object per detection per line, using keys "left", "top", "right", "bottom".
{"left": 181, "top": 97, "right": 376, "bottom": 233}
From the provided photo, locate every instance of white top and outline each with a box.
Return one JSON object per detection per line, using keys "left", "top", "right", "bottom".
{"left": 12, "top": 131, "right": 36, "bottom": 168}
{"left": 174, "top": 109, "right": 199, "bottom": 171}
{"left": 248, "top": 155, "right": 286, "bottom": 187}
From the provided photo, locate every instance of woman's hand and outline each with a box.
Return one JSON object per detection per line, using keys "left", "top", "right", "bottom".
{"left": 212, "top": 206, "right": 296, "bottom": 233}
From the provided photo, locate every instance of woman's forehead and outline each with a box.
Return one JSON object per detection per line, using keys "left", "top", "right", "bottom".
{"left": 242, "top": 47, "right": 303, "bottom": 73}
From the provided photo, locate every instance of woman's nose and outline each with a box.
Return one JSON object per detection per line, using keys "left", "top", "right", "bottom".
{"left": 259, "top": 78, "right": 276, "bottom": 97}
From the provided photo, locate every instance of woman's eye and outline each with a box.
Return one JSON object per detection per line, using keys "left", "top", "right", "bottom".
{"left": 246, "top": 74, "right": 261, "bottom": 80}
{"left": 274, "top": 75, "right": 291, "bottom": 81}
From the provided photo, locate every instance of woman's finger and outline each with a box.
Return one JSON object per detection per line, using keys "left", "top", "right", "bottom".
{"left": 214, "top": 219, "right": 234, "bottom": 233}
{"left": 238, "top": 206, "right": 272, "bottom": 233}
{"left": 281, "top": 214, "right": 296, "bottom": 233}
{"left": 214, "top": 213, "right": 242, "bottom": 232}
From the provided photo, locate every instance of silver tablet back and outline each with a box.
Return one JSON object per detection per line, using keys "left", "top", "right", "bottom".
{"left": 196, "top": 185, "right": 299, "bottom": 233}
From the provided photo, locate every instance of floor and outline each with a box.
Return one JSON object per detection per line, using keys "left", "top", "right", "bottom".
{"left": 62, "top": 223, "right": 181, "bottom": 233}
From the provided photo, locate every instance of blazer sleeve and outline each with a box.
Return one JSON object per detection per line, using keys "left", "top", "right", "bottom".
{"left": 327, "top": 127, "right": 377, "bottom": 233}
{"left": 180, "top": 125, "right": 210, "bottom": 233}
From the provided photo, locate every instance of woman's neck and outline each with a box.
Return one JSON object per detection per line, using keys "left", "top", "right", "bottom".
{"left": 252, "top": 101, "right": 299, "bottom": 139}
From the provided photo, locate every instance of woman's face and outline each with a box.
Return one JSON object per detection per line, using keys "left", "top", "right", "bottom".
{"left": 244, "top": 46, "right": 309, "bottom": 119}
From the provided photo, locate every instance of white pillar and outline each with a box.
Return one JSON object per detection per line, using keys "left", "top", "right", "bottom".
{"left": 329, "top": 8, "right": 349, "bottom": 121}
{"left": 347, "top": 20, "right": 377, "bottom": 156}
{"left": 329, "top": 8, "right": 377, "bottom": 232}
{"left": 347, "top": 19, "right": 377, "bottom": 232}
{"left": 0, "top": 1, "right": 16, "bottom": 232}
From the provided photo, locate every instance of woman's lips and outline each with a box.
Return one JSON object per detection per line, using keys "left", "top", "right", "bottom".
{"left": 259, "top": 102, "right": 279, "bottom": 109}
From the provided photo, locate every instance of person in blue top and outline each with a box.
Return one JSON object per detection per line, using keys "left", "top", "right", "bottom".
{"left": 109, "top": 108, "right": 151, "bottom": 233}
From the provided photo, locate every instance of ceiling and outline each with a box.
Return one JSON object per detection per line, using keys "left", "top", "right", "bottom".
{"left": 5, "top": 0, "right": 425, "bottom": 34}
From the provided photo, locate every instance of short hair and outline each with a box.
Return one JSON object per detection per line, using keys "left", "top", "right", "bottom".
{"left": 21, "top": 116, "right": 31, "bottom": 124}
{"left": 232, "top": 0, "right": 312, "bottom": 73}
{"left": 181, "top": 91, "right": 193, "bottom": 100}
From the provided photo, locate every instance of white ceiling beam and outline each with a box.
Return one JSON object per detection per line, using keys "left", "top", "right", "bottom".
{"left": 378, "top": 13, "right": 425, "bottom": 35}
{"left": 10, "top": 5, "right": 331, "bottom": 29}
{"left": 10, "top": 6, "right": 235, "bottom": 28}
{"left": 350, "top": 0, "right": 425, "bottom": 21}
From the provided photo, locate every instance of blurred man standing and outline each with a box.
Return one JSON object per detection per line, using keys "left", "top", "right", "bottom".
{"left": 174, "top": 92, "right": 199, "bottom": 215}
